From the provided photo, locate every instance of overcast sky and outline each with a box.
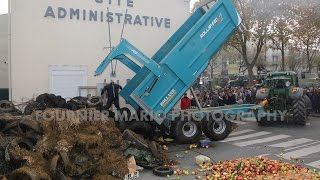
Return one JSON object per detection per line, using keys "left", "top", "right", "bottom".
{"left": 190, "top": 0, "right": 199, "bottom": 9}
{"left": 0, "top": 0, "right": 198, "bottom": 14}
{"left": 0, "top": 0, "right": 8, "bottom": 14}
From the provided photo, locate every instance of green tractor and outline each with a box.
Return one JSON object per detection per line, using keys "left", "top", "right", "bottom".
{"left": 255, "top": 71, "right": 312, "bottom": 125}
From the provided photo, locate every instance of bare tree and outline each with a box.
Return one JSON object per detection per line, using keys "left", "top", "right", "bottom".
{"left": 269, "top": 16, "right": 294, "bottom": 71}
{"left": 291, "top": 1, "right": 320, "bottom": 72}
{"left": 229, "top": 0, "right": 275, "bottom": 85}
{"left": 287, "top": 49, "right": 304, "bottom": 72}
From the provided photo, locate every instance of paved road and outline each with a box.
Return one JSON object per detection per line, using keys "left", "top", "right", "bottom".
{"left": 139, "top": 116, "right": 320, "bottom": 179}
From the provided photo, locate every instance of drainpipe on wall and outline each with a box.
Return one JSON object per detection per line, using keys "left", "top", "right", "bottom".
{"left": 8, "top": 0, "right": 12, "bottom": 101}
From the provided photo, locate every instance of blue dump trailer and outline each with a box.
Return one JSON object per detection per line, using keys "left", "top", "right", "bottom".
{"left": 95, "top": 0, "right": 262, "bottom": 143}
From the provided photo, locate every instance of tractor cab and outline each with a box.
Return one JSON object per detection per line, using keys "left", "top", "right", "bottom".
{"left": 265, "top": 71, "right": 298, "bottom": 89}
{"left": 255, "top": 71, "right": 309, "bottom": 125}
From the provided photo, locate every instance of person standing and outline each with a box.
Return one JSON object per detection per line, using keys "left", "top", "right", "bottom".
{"left": 101, "top": 80, "right": 123, "bottom": 110}
{"left": 180, "top": 93, "right": 191, "bottom": 110}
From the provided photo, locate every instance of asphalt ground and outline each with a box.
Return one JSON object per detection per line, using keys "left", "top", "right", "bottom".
{"left": 139, "top": 116, "right": 320, "bottom": 179}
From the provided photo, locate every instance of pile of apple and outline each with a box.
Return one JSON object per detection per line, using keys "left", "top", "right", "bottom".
{"left": 208, "top": 157, "right": 320, "bottom": 180}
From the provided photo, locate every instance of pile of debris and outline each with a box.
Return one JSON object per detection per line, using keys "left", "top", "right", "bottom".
{"left": 0, "top": 100, "right": 22, "bottom": 116}
{"left": 0, "top": 108, "right": 128, "bottom": 179}
{"left": 0, "top": 107, "right": 169, "bottom": 179}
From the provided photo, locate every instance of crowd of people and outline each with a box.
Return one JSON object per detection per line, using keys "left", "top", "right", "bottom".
{"left": 180, "top": 87, "right": 258, "bottom": 109}
{"left": 196, "top": 87, "right": 258, "bottom": 107}
{"left": 180, "top": 86, "right": 320, "bottom": 115}
{"left": 305, "top": 87, "right": 320, "bottom": 114}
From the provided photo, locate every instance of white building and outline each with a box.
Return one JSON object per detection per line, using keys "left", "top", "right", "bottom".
{"left": 0, "top": 14, "right": 8, "bottom": 88}
{"left": 0, "top": 14, "right": 9, "bottom": 100}
{"left": 4, "top": 0, "right": 191, "bottom": 102}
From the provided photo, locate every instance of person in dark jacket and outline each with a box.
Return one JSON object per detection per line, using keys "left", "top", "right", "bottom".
{"left": 180, "top": 93, "right": 191, "bottom": 110}
{"left": 314, "top": 89, "right": 320, "bottom": 113}
{"left": 218, "top": 92, "right": 226, "bottom": 106}
{"left": 101, "top": 80, "right": 123, "bottom": 110}
{"left": 227, "top": 92, "right": 236, "bottom": 105}
{"left": 211, "top": 91, "right": 219, "bottom": 107}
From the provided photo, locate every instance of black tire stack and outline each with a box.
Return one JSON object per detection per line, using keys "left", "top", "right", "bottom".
{"left": 24, "top": 94, "right": 102, "bottom": 115}
{"left": 24, "top": 93, "right": 67, "bottom": 115}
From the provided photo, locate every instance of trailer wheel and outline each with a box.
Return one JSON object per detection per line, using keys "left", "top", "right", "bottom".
{"left": 202, "top": 118, "right": 232, "bottom": 141}
{"left": 174, "top": 118, "right": 202, "bottom": 144}
{"left": 293, "top": 97, "right": 307, "bottom": 126}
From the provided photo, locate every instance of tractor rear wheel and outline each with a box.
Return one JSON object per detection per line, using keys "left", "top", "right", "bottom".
{"left": 293, "top": 97, "right": 307, "bottom": 126}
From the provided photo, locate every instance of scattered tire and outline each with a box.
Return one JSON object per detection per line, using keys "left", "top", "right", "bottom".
{"left": 8, "top": 167, "right": 50, "bottom": 180}
{"left": 153, "top": 166, "right": 174, "bottom": 177}
{"left": 122, "top": 129, "right": 149, "bottom": 150}
{"left": 173, "top": 116, "right": 202, "bottom": 144}
{"left": 202, "top": 117, "right": 232, "bottom": 141}
{"left": 293, "top": 97, "right": 307, "bottom": 126}
{"left": 0, "top": 101, "right": 15, "bottom": 113}
{"left": 11, "top": 138, "right": 35, "bottom": 151}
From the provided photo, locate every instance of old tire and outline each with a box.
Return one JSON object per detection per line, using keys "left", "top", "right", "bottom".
{"left": 293, "top": 97, "right": 307, "bottom": 126}
{"left": 8, "top": 167, "right": 50, "bottom": 180}
{"left": 153, "top": 166, "right": 173, "bottom": 177}
{"left": 0, "top": 101, "right": 15, "bottom": 113}
{"left": 122, "top": 129, "right": 149, "bottom": 150}
{"left": 202, "top": 118, "right": 232, "bottom": 141}
{"left": 174, "top": 118, "right": 202, "bottom": 144}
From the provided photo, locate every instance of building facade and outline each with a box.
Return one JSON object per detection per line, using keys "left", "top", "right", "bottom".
{"left": 8, "top": 0, "right": 191, "bottom": 102}
{"left": 0, "top": 14, "right": 9, "bottom": 100}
